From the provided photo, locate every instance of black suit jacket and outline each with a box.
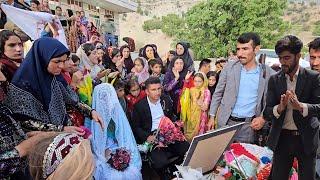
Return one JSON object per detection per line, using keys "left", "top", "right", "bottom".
{"left": 264, "top": 67, "right": 320, "bottom": 155}
{"left": 131, "top": 95, "right": 175, "bottom": 144}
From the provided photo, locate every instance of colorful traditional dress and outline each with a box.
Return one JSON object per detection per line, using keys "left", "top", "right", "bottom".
{"left": 4, "top": 38, "right": 92, "bottom": 131}
{"left": 126, "top": 90, "right": 146, "bottom": 119}
{"left": 180, "top": 73, "right": 211, "bottom": 141}
{"left": 67, "top": 16, "right": 80, "bottom": 52}
{"left": 0, "top": 55, "right": 26, "bottom": 179}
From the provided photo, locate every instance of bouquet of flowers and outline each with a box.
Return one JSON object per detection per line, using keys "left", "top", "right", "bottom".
{"left": 107, "top": 148, "right": 131, "bottom": 171}
{"left": 153, "top": 116, "right": 186, "bottom": 148}
{"left": 138, "top": 116, "right": 186, "bottom": 153}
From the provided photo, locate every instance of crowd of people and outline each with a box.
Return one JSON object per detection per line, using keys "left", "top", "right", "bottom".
{"left": 0, "top": 0, "right": 120, "bottom": 53}
{"left": 1, "top": 1, "right": 320, "bottom": 180}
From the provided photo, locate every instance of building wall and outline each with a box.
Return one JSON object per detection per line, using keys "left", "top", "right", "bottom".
{"left": 48, "top": 0, "right": 120, "bottom": 35}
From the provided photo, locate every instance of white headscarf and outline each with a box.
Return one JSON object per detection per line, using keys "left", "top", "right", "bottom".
{"left": 76, "top": 45, "right": 102, "bottom": 79}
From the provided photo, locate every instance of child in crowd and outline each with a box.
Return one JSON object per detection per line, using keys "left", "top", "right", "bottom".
{"left": 207, "top": 71, "right": 218, "bottom": 96}
{"left": 70, "top": 53, "right": 81, "bottom": 74}
{"left": 114, "top": 80, "right": 127, "bottom": 113}
{"left": 125, "top": 79, "right": 146, "bottom": 120}
{"left": 180, "top": 72, "right": 211, "bottom": 141}
{"left": 130, "top": 57, "right": 149, "bottom": 86}
{"left": 149, "top": 59, "right": 164, "bottom": 84}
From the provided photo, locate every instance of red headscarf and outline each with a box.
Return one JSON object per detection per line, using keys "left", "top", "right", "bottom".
{"left": 0, "top": 55, "right": 20, "bottom": 82}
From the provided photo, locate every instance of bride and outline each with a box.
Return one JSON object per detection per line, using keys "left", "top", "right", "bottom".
{"left": 89, "top": 83, "right": 142, "bottom": 180}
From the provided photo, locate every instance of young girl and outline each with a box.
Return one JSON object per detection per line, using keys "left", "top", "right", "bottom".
{"left": 113, "top": 80, "right": 127, "bottom": 113}
{"left": 130, "top": 57, "right": 149, "bottom": 85}
{"left": 180, "top": 72, "right": 211, "bottom": 141}
{"left": 207, "top": 71, "right": 218, "bottom": 96}
{"left": 125, "top": 79, "right": 146, "bottom": 120}
{"left": 149, "top": 59, "right": 164, "bottom": 84}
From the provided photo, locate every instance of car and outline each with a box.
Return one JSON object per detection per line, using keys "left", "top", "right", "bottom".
{"left": 256, "top": 49, "right": 310, "bottom": 68}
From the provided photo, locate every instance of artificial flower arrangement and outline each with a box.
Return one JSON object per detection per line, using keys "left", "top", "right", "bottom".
{"left": 216, "top": 143, "right": 298, "bottom": 180}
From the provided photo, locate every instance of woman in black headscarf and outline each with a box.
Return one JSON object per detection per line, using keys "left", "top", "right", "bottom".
{"left": 163, "top": 56, "right": 192, "bottom": 115}
{"left": 141, "top": 44, "right": 161, "bottom": 61}
{"left": 172, "top": 42, "right": 195, "bottom": 72}
{"left": 4, "top": 37, "right": 103, "bottom": 133}
{"left": 0, "top": 34, "right": 54, "bottom": 179}
{"left": 120, "top": 45, "right": 134, "bottom": 72}
{"left": 103, "top": 48, "right": 127, "bottom": 81}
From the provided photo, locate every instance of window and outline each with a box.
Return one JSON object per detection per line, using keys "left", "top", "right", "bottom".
{"left": 67, "top": 0, "right": 70, "bottom": 4}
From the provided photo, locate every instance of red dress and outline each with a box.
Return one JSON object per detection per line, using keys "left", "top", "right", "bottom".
{"left": 126, "top": 90, "right": 146, "bottom": 114}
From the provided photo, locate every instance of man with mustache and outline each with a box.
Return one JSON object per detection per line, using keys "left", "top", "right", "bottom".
{"left": 309, "top": 38, "right": 320, "bottom": 73}
{"left": 208, "top": 32, "right": 274, "bottom": 143}
{"left": 264, "top": 35, "right": 320, "bottom": 180}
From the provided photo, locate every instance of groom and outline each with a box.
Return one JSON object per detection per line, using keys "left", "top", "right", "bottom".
{"left": 131, "top": 77, "right": 189, "bottom": 178}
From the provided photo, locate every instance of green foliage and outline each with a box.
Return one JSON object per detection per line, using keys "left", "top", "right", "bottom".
{"left": 144, "top": 10, "right": 150, "bottom": 16}
{"left": 137, "top": 1, "right": 143, "bottom": 15}
{"left": 137, "top": 6, "right": 143, "bottom": 15}
{"left": 160, "top": 0, "right": 289, "bottom": 59}
{"left": 143, "top": 18, "right": 163, "bottom": 32}
{"left": 313, "top": 21, "right": 320, "bottom": 36}
{"left": 161, "top": 14, "right": 186, "bottom": 37}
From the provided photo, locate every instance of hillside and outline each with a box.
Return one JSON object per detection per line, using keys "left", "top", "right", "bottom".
{"left": 119, "top": 0, "right": 202, "bottom": 56}
{"left": 119, "top": 0, "right": 320, "bottom": 56}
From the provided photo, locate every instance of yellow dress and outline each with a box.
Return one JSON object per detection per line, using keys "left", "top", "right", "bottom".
{"left": 180, "top": 73, "right": 211, "bottom": 141}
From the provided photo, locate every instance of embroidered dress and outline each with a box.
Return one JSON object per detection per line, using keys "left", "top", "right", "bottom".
{"left": 0, "top": 104, "right": 27, "bottom": 179}
{"left": 4, "top": 38, "right": 92, "bottom": 131}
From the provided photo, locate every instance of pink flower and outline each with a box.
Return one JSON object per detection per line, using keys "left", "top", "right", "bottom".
{"left": 154, "top": 117, "right": 186, "bottom": 149}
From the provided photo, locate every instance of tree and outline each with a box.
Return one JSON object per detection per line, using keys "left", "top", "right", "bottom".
{"left": 143, "top": 18, "right": 163, "bottom": 32}
{"left": 144, "top": 10, "right": 150, "bottom": 16}
{"left": 161, "top": 0, "right": 289, "bottom": 59}
{"left": 161, "top": 14, "right": 186, "bottom": 37}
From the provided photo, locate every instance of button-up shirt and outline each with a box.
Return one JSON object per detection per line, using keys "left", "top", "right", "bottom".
{"left": 147, "top": 96, "right": 164, "bottom": 131}
{"left": 273, "top": 68, "right": 308, "bottom": 130}
{"left": 231, "top": 64, "right": 260, "bottom": 118}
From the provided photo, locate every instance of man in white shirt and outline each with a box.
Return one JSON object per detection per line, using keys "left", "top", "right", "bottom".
{"left": 131, "top": 77, "right": 189, "bottom": 179}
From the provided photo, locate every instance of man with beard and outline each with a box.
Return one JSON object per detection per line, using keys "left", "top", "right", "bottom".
{"left": 208, "top": 32, "right": 274, "bottom": 143}
{"left": 264, "top": 35, "right": 320, "bottom": 180}
{"left": 307, "top": 37, "right": 320, "bottom": 178}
